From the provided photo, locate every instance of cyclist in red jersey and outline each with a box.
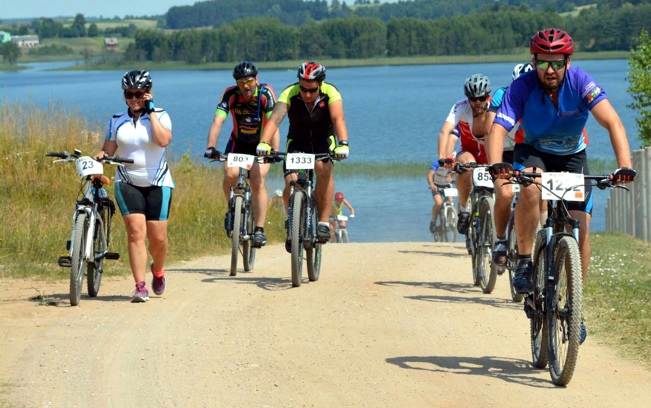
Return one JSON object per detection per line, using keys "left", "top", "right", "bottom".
{"left": 437, "top": 74, "right": 492, "bottom": 236}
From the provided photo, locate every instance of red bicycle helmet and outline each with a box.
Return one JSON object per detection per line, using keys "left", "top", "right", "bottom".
{"left": 335, "top": 192, "right": 344, "bottom": 201}
{"left": 530, "top": 28, "right": 574, "bottom": 55}
{"left": 298, "top": 62, "right": 326, "bottom": 82}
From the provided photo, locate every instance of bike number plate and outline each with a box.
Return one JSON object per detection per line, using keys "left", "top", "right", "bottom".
{"left": 541, "top": 172, "right": 585, "bottom": 201}
{"left": 337, "top": 215, "right": 348, "bottom": 221}
{"left": 443, "top": 187, "right": 458, "bottom": 197}
{"left": 227, "top": 153, "right": 254, "bottom": 169}
{"left": 512, "top": 183, "right": 520, "bottom": 193}
{"left": 75, "top": 156, "right": 103, "bottom": 178}
{"left": 472, "top": 167, "right": 492, "bottom": 188}
{"left": 285, "top": 153, "right": 315, "bottom": 170}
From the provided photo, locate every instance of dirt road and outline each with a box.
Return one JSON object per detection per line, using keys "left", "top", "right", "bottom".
{"left": 1, "top": 242, "right": 650, "bottom": 407}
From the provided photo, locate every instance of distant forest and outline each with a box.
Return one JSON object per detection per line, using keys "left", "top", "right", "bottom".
{"left": 123, "top": 1, "right": 651, "bottom": 63}
{"left": 164, "top": 0, "right": 604, "bottom": 29}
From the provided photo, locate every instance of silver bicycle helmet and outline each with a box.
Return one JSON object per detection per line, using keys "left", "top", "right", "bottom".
{"left": 297, "top": 61, "right": 326, "bottom": 82}
{"left": 463, "top": 74, "right": 491, "bottom": 98}
{"left": 121, "top": 69, "right": 152, "bottom": 89}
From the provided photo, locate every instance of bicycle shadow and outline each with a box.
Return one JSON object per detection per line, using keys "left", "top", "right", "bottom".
{"left": 375, "top": 280, "right": 476, "bottom": 295}
{"left": 407, "top": 293, "right": 523, "bottom": 311}
{"left": 168, "top": 267, "right": 295, "bottom": 291}
{"left": 385, "top": 354, "right": 552, "bottom": 388}
{"left": 27, "top": 293, "right": 132, "bottom": 306}
{"left": 398, "top": 248, "right": 468, "bottom": 259}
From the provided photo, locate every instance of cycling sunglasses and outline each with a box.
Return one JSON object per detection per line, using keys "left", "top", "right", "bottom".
{"left": 124, "top": 91, "right": 145, "bottom": 99}
{"left": 536, "top": 59, "right": 567, "bottom": 71}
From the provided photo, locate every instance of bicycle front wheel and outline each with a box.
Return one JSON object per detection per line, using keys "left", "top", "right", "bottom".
{"left": 507, "top": 217, "right": 523, "bottom": 303}
{"left": 230, "top": 196, "right": 244, "bottom": 276}
{"left": 548, "top": 236, "right": 583, "bottom": 386}
{"left": 243, "top": 201, "right": 256, "bottom": 272}
{"left": 290, "top": 191, "right": 306, "bottom": 287}
{"left": 530, "top": 230, "right": 549, "bottom": 369}
{"left": 478, "top": 197, "right": 497, "bottom": 294}
{"left": 70, "top": 213, "right": 88, "bottom": 306}
{"left": 341, "top": 228, "right": 349, "bottom": 243}
{"left": 443, "top": 205, "right": 457, "bottom": 243}
{"left": 87, "top": 210, "right": 106, "bottom": 297}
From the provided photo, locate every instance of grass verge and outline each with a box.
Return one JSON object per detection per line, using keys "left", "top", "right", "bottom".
{"left": 587, "top": 232, "right": 651, "bottom": 369}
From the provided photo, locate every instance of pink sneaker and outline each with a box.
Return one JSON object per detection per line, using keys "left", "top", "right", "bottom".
{"left": 131, "top": 281, "right": 149, "bottom": 303}
{"left": 151, "top": 262, "right": 166, "bottom": 296}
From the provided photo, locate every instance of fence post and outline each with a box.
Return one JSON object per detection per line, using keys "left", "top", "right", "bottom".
{"left": 632, "top": 150, "right": 644, "bottom": 239}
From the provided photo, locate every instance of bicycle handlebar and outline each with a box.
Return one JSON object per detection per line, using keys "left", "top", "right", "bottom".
{"left": 452, "top": 162, "right": 488, "bottom": 174}
{"left": 512, "top": 171, "right": 629, "bottom": 194}
{"left": 46, "top": 150, "right": 134, "bottom": 164}
{"left": 267, "top": 151, "right": 335, "bottom": 161}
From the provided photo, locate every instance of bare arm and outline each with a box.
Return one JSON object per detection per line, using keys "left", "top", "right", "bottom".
{"left": 427, "top": 170, "right": 437, "bottom": 190}
{"left": 329, "top": 100, "right": 349, "bottom": 143}
{"left": 343, "top": 198, "right": 355, "bottom": 215}
{"left": 437, "top": 121, "right": 456, "bottom": 159}
{"left": 261, "top": 102, "right": 287, "bottom": 145}
{"left": 96, "top": 140, "right": 118, "bottom": 158}
{"left": 149, "top": 112, "right": 172, "bottom": 148}
{"left": 591, "top": 99, "right": 632, "bottom": 168}
{"left": 485, "top": 110, "right": 497, "bottom": 139}
{"left": 486, "top": 123, "right": 508, "bottom": 165}
{"left": 206, "top": 114, "right": 226, "bottom": 148}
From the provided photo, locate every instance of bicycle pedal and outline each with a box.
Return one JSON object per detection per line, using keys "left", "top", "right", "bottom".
{"left": 104, "top": 252, "right": 120, "bottom": 260}
{"left": 66, "top": 240, "right": 71, "bottom": 251}
{"left": 58, "top": 256, "right": 71, "bottom": 268}
{"left": 497, "top": 266, "right": 506, "bottom": 275}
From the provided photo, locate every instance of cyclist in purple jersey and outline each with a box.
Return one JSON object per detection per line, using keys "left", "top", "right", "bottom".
{"left": 486, "top": 28, "right": 636, "bottom": 344}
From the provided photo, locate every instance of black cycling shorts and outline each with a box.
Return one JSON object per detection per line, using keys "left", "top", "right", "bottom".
{"left": 282, "top": 136, "right": 335, "bottom": 177}
{"left": 513, "top": 144, "right": 592, "bottom": 214}
{"left": 115, "top": 182, "right": 173, "bottom": 221}
{"left": 225, "top": 136, "right": 258, "bottom": 156}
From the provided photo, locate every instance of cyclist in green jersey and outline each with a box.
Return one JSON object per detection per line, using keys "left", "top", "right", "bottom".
{"left": 256, "top": 61, "right": 350, "bottom": 244}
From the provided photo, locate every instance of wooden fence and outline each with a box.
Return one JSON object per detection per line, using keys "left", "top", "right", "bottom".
{"left": 606, "top": 147, "right": 651, "bottom": 240}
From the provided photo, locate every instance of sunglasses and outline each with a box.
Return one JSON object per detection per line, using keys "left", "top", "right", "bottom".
{"left": 299, "top": 85, "right": 319, "bottom": 94}
{"left": 124, "top": 91, "right": 145, "bottom": 99}
{"left": 468, "top": 95, "right": 488, "bottom": 103}
{"left": 237, "top": 78, "right": 256, "bottom": 86}
{"left": 536, "top": 59, "right": 567, "bottom": 71}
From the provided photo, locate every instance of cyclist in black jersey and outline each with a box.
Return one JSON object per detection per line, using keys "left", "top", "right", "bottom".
{"left": 204, "top": 61, "right": 280, "bottom": 247}
{"left": 256, "top": 61, "right": 350, "bottom": 243}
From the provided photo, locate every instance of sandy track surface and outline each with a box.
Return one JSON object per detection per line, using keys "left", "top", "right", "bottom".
{"left": 1, "top": 242, "right": 650, "bottom": 407}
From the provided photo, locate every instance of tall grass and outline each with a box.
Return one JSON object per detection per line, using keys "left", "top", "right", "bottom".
{"left": 0, "top": 100, "right": 286, "bottom": 279}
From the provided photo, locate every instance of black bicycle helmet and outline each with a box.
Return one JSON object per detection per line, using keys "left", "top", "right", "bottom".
{"left": 463, "top": 74, "right": 491, "bottom": 98}
{"left": 233, "top": 61, "right": 258, "bottom": 79}
{"left": 121, "top": 69, "right": 152, "bottom": 90}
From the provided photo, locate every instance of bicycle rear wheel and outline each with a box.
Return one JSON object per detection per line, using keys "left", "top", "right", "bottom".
{"left": 548, "top": 236, "right": 583, "bottom": 386}
{"left": 341, "top": 228, "right": 349, "bottom": 243}
{"left": 87, "top": 210, "right": 106, "bottom": 297}
{"left": 243, "top": 202, "right": 256, "bottom": 272}
{"left": 290, "top": 192, "right": 306, "bottom": 287}
{"left": 478, "top": 197, "right": 497, "bottom": 294}
{"left": 230, "top": 196, "right": 244, "bottom": 276}
{"left": 530, "top": 230, "right": 549, "bottom": 369}
{"left": 506, "top": 217, "right": 523, "bottom": 303}
{"left": 70, "top": 213, "right": 88, "bottom": 306}
{"left": 443, "top": 205, "right": 457, "bottom": 242}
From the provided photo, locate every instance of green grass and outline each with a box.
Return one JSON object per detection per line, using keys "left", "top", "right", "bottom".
{"left": 588, "top": 232, "right": 651, "bottom": 369}
{"left": 0, "top": 100, "right": 285, "bottom": 279}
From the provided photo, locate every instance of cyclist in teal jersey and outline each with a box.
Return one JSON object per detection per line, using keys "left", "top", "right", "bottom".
{"left": 204, "top": 61, "right": 280, "bottom": 247}
{"left": 257, "top": 62, "right": 350, "bottom": 245}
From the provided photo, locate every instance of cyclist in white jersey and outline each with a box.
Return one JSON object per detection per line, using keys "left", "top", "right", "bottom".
{"left": 96, "top": 69, "right": 173, "bottom": 303}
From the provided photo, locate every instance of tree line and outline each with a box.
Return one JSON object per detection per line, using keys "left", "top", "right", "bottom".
{"left": 123, "top": 4, "right": 651, "bottom": 64}
{"left": 164, "top": 0, "right": 604, "bottom": 29}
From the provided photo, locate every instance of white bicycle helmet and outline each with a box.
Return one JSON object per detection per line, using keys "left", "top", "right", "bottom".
{"left": 512, "top": 63, "right": 534, "bottom": 81}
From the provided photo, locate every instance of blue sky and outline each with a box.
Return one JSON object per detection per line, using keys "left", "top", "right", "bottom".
{"left": 2, "top": 0, "right": 400, "bottom": 21}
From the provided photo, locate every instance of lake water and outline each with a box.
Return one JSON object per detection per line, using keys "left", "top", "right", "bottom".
{"left": 0, "top": 60, "right": 637, "bottom": 241}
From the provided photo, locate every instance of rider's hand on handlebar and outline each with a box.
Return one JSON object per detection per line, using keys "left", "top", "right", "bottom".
{"left": 256, "top": 141, "right": 272, "bottom": 156}
{"left": 349, "top": 214, "right": 355, "bottom": 219}
{"left": 611, "top": 167, "right": 636, "bottom": 183}
{"left": 333, "top": 142, "right": 349, "bottom": 160}
{"left": 204, "top": 147, "right": 221, "bottom": 159}
{"left": 488, "top": 162, "right": 514, "bottom": 180}
{"left": 438, "top": 156, "right": 455, "bottom": 168}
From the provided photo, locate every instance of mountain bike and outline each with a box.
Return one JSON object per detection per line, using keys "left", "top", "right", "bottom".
{"left": 47, "top": 149, "right": 133, "bottom": 306}
{"left": 332, "top": 214, "right": 352, "bottom": 243}
{"left": 453, "top": 162, "right": 496, "bottom": 293}
{"left": 512, "top": 171, "right": 628, "bottom": 386}
{"left": 274, "top": 151, "right": 333, "bottom": 287}
{"left": 209, "top": 153, "right": 267, "bottom": 276}
{"left": 500, "top": 186, "right": 524, "bottom": 303}
{"left": 432, "top": 186, "right": 458, "bottom": 243}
